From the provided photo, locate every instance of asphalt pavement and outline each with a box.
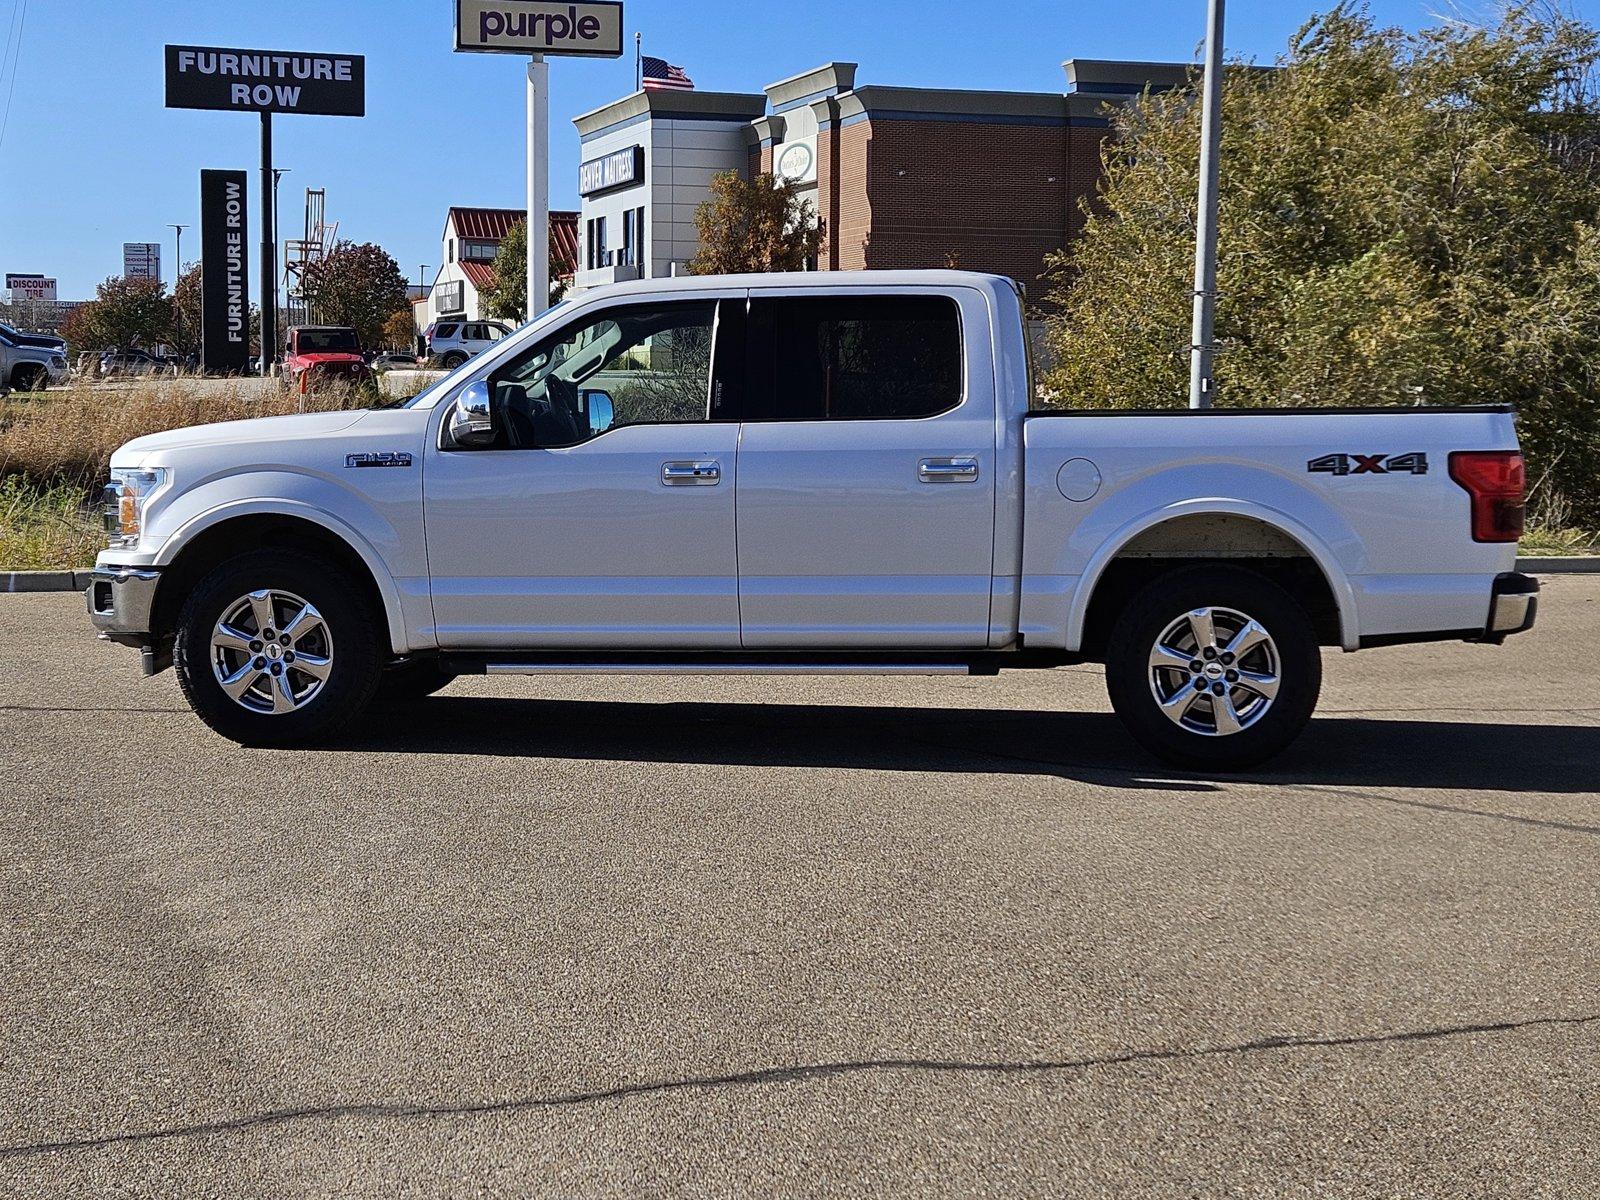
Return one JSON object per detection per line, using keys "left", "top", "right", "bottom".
{"left": 1, "top": 581, "right": 1597, "bottom": 1197}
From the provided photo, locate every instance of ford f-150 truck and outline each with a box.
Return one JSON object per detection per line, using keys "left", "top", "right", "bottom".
{"left": 85, "top": 272, "right": 1537, "bottom": 768}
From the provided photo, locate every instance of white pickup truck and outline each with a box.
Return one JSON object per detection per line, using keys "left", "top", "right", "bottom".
{"left": 86, "top": 271, "right": 1537, "bottom": 768}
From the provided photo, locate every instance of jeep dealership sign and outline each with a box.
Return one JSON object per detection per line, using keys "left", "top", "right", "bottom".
{"left": 165, "top": 45, "right": 365, "bottom": 116}
{"left": 454, "top": 1, "right": 624, "bottom": 57}
{"left": 200, "top": 170, "right": 250, "bottom": 373}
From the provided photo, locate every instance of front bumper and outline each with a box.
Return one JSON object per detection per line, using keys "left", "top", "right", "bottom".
{"left": 1479, "top": 571, "right": 1539, "bottom": 644}
{"left": 85, "top": 565, "right": 161, "bottom": 637}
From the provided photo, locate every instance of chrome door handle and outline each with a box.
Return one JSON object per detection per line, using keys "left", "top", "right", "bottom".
{"left": 662, "top": 460, "right": 721, "bottom": 486}
{"left": 918, "top": 457, "right": 980, "bottom": 483}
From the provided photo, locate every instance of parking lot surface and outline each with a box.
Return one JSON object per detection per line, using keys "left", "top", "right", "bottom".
{"left": 2, "top": 581, "right": 1597, "bottom": 1197}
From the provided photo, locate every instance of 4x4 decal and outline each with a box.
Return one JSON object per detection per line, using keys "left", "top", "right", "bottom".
{"left": 1307, "top": 452, "right": 1428, "bottom": 476}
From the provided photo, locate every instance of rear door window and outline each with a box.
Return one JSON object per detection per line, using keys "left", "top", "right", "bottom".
{"left": 744, "top": 296, "right": 963, "bottom": 421}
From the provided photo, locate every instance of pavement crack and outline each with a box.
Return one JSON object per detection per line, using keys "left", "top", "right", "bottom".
{"left": 1284, "top": 782, "right": 1600, "bottom": 836}
{"left": 4, "top": 1013, "right": 1594, "bottom": 1159}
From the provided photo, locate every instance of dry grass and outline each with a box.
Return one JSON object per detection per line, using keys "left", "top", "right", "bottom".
{"left": 0, "top": 476, "right": 102, "bottom": 569}
{"left": 0, "top": 376, "right": 372, "bottom": 491}
{"left": 0, "top": 376, "right": 375, "bottom": 569}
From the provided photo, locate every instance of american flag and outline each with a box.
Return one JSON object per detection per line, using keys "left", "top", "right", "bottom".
{"left": 642, "top": 55, "right": 694, "bottom": 91}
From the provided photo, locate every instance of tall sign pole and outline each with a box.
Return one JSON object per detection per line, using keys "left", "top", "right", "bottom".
{"left": 164, "top": 45, "right": 365, "bottom": 373}
{"left": 1189, "top": 0, "right": 1225, "bottom": 410}
{"left": 527, "top": 54, "right": 550, "bottom": 318}
{"left": 455, "top": 1, "right": 625, "bottom": 319}
{"left": 260, "top": 113, "right": 275, "bottom": 375}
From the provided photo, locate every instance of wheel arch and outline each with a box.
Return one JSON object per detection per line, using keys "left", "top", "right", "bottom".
{"left": 1069, "top": 502, "right": 1359, "bottom": 656}
{"left": 151, "top": 504, "right": 408, "bottom": 655}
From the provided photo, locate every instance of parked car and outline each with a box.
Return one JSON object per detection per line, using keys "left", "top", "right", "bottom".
{"left": 0, "top": 323, "right": 69, "bottom": 390}
{"left": 283, "top": 326, "right": 370, "bottom": 391}
{"left": 98, "top": 349, "right": 178, "bottom": 379}
{"left": 424, "top": 318, "right": 512, "bottom": 367}
{"left": 368, "top": 352, "right": 420, "bottom": 373}
{"left": 86, "top": 271, "right": 1537, "bottom": 766}
{"left": 0, "top": 320, "right": 67, "bottom": 354}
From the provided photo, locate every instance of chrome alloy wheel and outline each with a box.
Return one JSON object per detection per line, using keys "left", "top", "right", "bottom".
{"left": 1147, "top": 606, "right": 1281, "bottom": 737}
{"left": 210, "top": 589, "right": 333, "bottom": 715}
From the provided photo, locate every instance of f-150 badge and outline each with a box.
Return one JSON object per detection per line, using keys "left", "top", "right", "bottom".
{"left": 1308, "top": 452, "right": 1428, "bottom": 476}
{"left": 346, "top": 452, "right": 413, "bottom": 469}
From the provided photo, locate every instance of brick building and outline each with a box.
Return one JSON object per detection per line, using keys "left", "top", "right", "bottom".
{"left": 572, "top": 59, "right": 1187, "bottom": 295}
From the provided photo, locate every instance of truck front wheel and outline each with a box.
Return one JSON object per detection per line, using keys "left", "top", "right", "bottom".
{"left": 173, "top": 550, "right": 384, "bottom": 747}
{"left": 1104, "top": 565, "right": 1321, "bottom": 771}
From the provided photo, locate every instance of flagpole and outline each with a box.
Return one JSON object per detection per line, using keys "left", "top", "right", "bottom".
{"left": 635, "top": 32, "right": 641, "bottom": 92}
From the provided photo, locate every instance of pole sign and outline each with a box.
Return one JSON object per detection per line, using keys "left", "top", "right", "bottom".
{"left": 123, "top": 242, "right": 161, "bottom": 280}
{"left": 165, "top": 46, "right": 366, "bottom": 116}
{"left": 5, "top": 274, "right": 57, "bottom": 301}
{"left": 454, "top": 1, "right": 624, "bottom": 57}
{"left": 200, "top": 170, "right": 250, "bottom": 373}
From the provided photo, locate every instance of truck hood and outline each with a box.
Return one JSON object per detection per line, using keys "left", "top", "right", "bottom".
{"left": 114, "top": 409, "right": 371, "bottom": 464}
{"left": 290, "top": 351, "right": 366, "bottom": 366}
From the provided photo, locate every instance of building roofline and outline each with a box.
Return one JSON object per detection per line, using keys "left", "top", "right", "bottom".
{"left": 763, "top": 62, "right": 857, "bottom": 112}
{"left": 573, "top": 88, "right": 767, "bottom": 138}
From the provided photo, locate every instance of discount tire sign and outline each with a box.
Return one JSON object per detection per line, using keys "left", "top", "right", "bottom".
{"left": 165, "top": 45, "right": 365, "bottom": 116}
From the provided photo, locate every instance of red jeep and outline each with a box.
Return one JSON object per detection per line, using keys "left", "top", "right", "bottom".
{"left": 284, "top": 326, "right": 371, "bottom": 391}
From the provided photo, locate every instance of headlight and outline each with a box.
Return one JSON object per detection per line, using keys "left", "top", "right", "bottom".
{"left": 102, "top": 468, "right": 167, "bottom": 547}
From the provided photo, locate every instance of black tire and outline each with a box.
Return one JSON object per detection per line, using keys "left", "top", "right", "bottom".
{"left": 12, "top": 364, "right": 46, "bottom": 392}
{"left": 1104, "top": 564, "right": 1321, "bottom": 771}
{"left": 173, "top": 549, "right": 384, "bottom": 747}
{"left": 441, "top": 351, "right": 468, "bottom": 368}
{"left": 373, "top": 658, "right": 456, "bottom": 705}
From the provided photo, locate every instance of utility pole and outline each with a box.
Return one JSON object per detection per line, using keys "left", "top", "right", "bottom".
{"left": 1189, "top": 0, "right": 1225, "bottom": 410}
{"left": 526, "top": 54, "right": 550, "bottom": 320}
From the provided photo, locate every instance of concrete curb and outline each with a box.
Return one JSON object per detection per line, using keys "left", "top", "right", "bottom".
{"left": 1518, "top": 556, "right": 1600, "bottom": 574}
{"left": 3, "top": 557, "right": 1598, "bottom": 595}
{"left": 2, "top": 570, "right": 94, "bottom": 593}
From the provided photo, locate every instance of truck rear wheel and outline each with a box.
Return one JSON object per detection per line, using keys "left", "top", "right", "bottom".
{"left": 1104, "top": 565, "right": 1321, "bottom": 771}
{"left": 173, "top": 550, "right": 384, "bottom": 747}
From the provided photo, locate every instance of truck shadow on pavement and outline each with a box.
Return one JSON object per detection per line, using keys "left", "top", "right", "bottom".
{"left": 338, "top": 696, "right": 1600, "bottom": 805}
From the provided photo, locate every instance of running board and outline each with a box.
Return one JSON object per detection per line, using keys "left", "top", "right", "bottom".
{"left": 481, "top": 661, "right": 971, "bottom": 676}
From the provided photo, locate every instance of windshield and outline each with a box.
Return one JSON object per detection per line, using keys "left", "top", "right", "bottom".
{"left": 296, "top": 329, "right": 360, "bottom": 353}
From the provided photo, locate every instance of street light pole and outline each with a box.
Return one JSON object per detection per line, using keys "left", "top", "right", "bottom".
{"left": 272, "top": 168, "right": 290, "bottom": 331}
{"left": 167, "top": 224, "right": 187, "bottom": 281}
{"left": 1189, "top": 0, "right": 1226, "bottom": 410}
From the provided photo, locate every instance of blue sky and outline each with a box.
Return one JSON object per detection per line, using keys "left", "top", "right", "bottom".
{"left": 1, "top": 0, "right": 1590, "bottom": 299}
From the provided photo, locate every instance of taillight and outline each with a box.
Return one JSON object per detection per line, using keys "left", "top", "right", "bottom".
{"left": 1448, "top": 450, "right": 1525, "bottom": 543}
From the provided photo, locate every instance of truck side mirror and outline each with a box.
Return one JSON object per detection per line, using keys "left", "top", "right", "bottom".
{"left": 446, "top": 380, "right": 496, "bottom": 448}
{"left": 581, "top": 389, "right": 614, "bottom": 435}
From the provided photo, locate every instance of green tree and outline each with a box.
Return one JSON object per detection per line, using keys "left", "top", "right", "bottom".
{"left": 63, "top": 276, "right": 175, "bottom": 352}
{"left": 171, "top": 264, "right": 203, "bottom": 355}
{"left": 689, "top": 171, "right": 824, "bottom": 274}
{"left": 297, "top": 241, "right": 410, "bottom": 349}
{"left": 1040, "top": 3, "right": 1600, "bottom": 527}
{"left": 381, "top": 308, "right": 417, "bottom": 352}
{"left": 485, "top": 219, "right": 528, "bottom": 321}
{"left": 484, "top": 219, "right": 569, "bottom": 321}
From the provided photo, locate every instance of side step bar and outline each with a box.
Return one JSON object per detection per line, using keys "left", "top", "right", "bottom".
{"left": 482, "top": 661, "right": 971, "bottom": 676}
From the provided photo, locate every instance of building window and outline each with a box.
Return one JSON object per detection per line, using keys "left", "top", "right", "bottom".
{"left": 587, "top": 216, "right": 609, "bottom": 270}
{"left": 448, "top": 239, "right": 455, "bottom": 263}
{"left": 461, "top": 239, "right": 498, "bottom": 262}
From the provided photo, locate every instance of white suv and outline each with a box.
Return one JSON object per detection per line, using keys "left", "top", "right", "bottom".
{"left": 425, "top": 319, "right": 512, "bottom": 367}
